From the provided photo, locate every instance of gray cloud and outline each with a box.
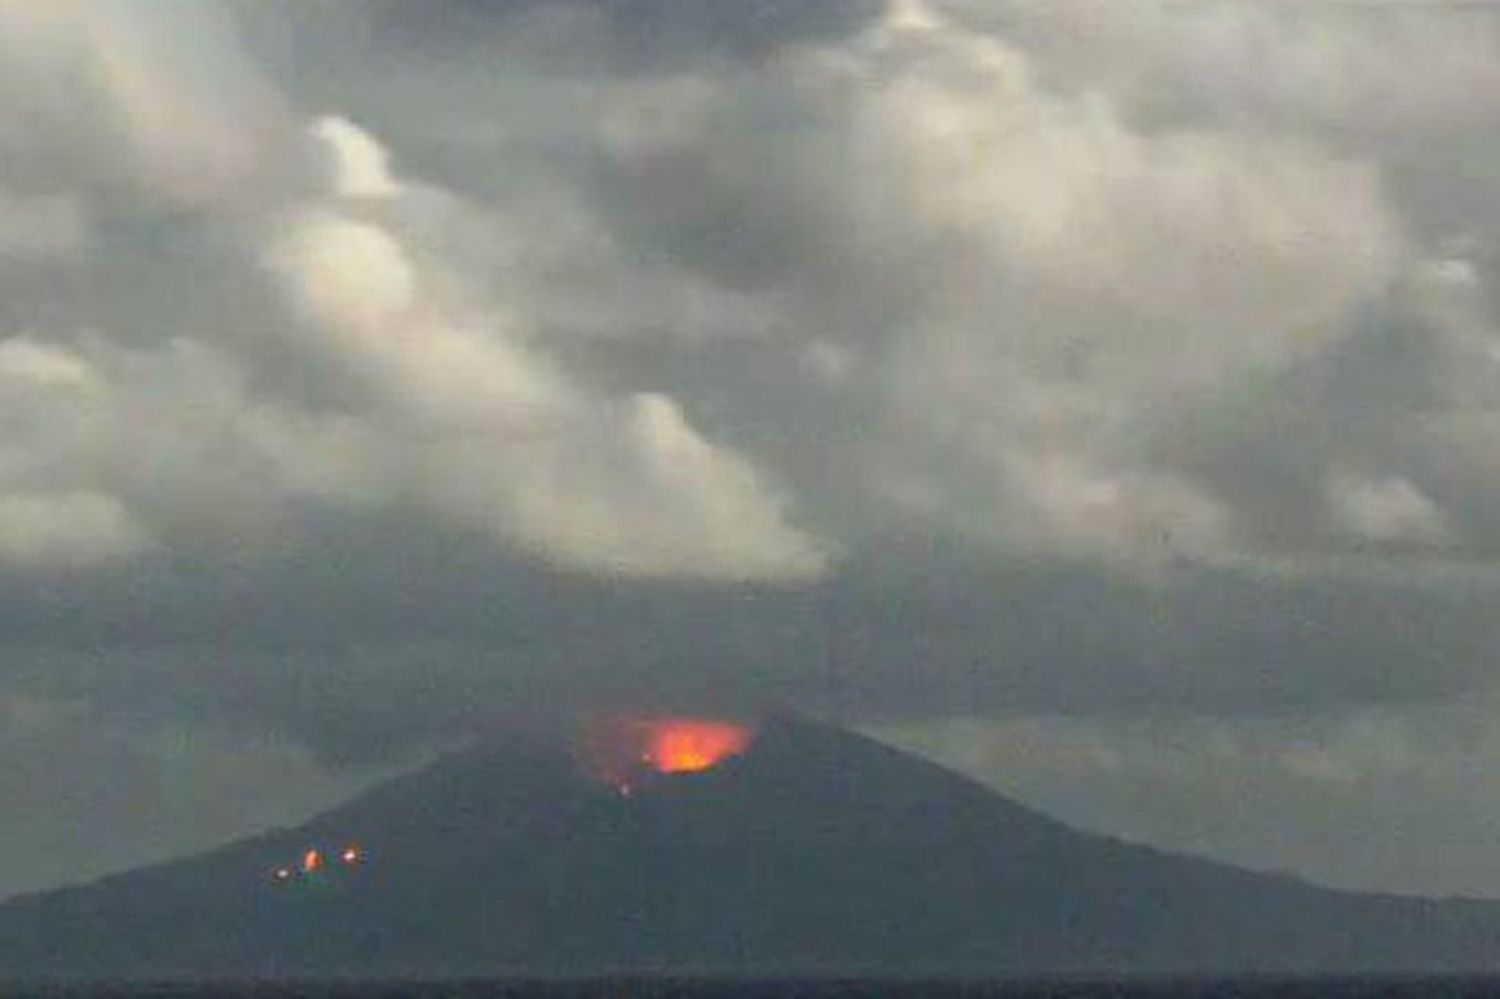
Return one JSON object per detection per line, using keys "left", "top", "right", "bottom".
{"left": 4, "top": 549, "right": 1493, "bottom": 766}
{"left": 366, "top": 0, "right": 889, "bottom": 65}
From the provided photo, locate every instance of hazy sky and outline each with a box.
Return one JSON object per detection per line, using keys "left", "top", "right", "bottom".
{"left": 4, "top": 0, "right": 1500, "bottom": 901}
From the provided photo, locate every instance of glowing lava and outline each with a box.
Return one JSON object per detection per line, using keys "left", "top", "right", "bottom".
{"left": 269, "top": 842, "right": 366, "bottom": 886}
{"left": 578, "top": 715, "right": 756, "bottom": 790}
{"left": 644, "top": 720, "right": 754, "bottom": 774}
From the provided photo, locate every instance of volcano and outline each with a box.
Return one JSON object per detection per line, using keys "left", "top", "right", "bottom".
{"left": 3, "top": 715, "right": 1500, "bottom": 981}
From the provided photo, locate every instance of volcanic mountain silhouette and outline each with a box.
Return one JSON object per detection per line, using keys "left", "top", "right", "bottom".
{"left": 3, "top": 715, "right": 1500, "bottom": 980}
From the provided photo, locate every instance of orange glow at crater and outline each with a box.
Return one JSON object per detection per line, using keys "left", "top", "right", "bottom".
{"left": 301, "top": 848, "right": 322, "bottom": 873}
{"left": 578, "top": 715, "right": 756, "bottom": 789}
{"left": 644, "top": 720, "right": 754, "bottom": 774}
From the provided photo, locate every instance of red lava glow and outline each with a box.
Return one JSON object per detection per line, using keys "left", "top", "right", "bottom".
{"left": 269, "top": 841, "right": 365, "bottom": 886}
{"left": 578, "top": 715, "right": 756, "bottom": 790}
{"left": 646, "top": 720, "right": 754, "bottom": 773}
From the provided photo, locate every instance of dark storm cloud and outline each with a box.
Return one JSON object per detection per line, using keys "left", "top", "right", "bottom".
{"left": 5, "top": 538, "right": 1494, "bottom": 764}
{"left": 370, "top": 0, "right": 889, "bottom": 64}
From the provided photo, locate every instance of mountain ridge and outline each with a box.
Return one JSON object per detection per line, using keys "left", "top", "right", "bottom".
{"left": 3, "top": 715, "right": 1498, "bottom": 980}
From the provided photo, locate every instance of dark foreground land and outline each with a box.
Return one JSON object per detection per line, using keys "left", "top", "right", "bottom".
{"left": 12, "top": 976, "right": 1500, "bottom": 998}
{"left": 5, "top": 717, "right": 1500, "bottom": 980}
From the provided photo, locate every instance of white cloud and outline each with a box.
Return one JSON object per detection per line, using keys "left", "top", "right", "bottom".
{"left": 310, "top": 116, "right": 402, "bottom": 200}
{"left": 0, "top": 336, "right": 100, "bottom": 391}
{"left": 0, "top": 332, "right": 385, "bottom": 561}
{"left": 0, "top": 490, "right": 148, "bottom": 568}
{"left": 538, "top": 392, "right": 829, "bottom": 579}
{"left": 1327, "top": 475, "right": 1449, "bottom": 547}
{"left": 873, "top": 1, "right": 1398, "bottom": 380}
{"left": 647, "top": 0, "right": 1399, "bottom": 558}
{"left": 264, "top": 210, "right": 419, "bottom": 336}
{"left": 260, "top": 148, "right": 825, "bottom": 580}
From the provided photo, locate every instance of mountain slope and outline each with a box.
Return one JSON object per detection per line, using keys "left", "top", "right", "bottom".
{"left": 2, "top": 715, "right": 1498, "bottom": 979}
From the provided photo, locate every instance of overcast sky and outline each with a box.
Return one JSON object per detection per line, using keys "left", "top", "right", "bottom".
{"left": 4, "top": 0, "right": 1500, "bottom": 901}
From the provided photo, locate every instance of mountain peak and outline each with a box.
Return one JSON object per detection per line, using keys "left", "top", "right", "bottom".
{"left": 4, "top": 715, "right": 1500, "bottom": 980}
